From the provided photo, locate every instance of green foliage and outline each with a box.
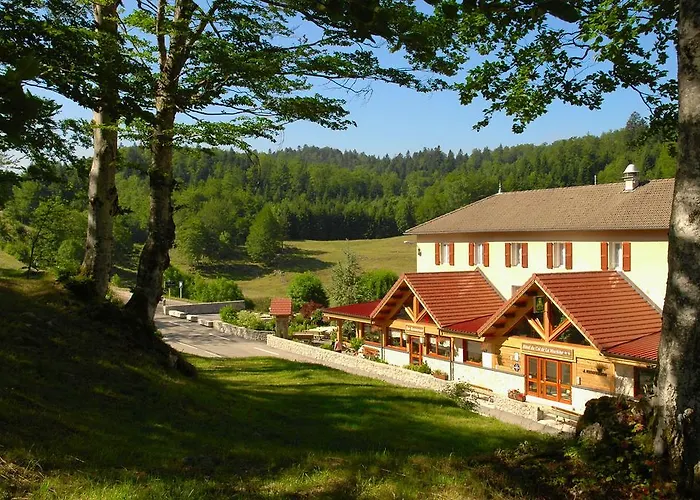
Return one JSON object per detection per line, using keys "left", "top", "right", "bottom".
{"left": 331, "top": 249, "right": 363, "bottom": 306}
{"left": 55, "top": 239, "right": 83, "bottom": 276}
{"left": 357, "top": 269, "right": 399, "bottom": 301}
{"left": 192, "top": 278, "right": 244, "bottom": 303}
{"left": 349, "top": 337, "right": 364, "bottom": 351}
{"left": 245, "top": 205, "right": 283, "bottom": 264}
{"left": 288, "top": 272, "right": 329, "bottom": 309}
{"left": 404, "top": 362, "right": 432, "bottom": 374}
{"left": 219, "top": 305, "right": 238, "bottom": 324}
{"left": 441, "top": 382, "right": 477, "bottom": 411}
{"left": 225, "top": 310, "right": 274, "bottom": 331}
{"left": 109, "top": 274, "right": 122, "bottom": 287}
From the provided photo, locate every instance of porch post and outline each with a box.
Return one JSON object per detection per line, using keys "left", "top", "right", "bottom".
{"left": 336, "top": 319, "right": 344, "bottom": 351}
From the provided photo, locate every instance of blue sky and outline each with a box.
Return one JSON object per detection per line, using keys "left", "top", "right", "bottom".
{"left": 48, "top": 2, "right": 673, "bottom": 159}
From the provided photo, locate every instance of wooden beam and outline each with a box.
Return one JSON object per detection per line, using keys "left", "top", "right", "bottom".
{"left": 543, "top": 300, "right": 551, "bottom": 340}
{"left": 550, "top": 319, "right": 572, "bottom": 340}
{"left": 526, "top": 317, "right": 546, "bottom": 340}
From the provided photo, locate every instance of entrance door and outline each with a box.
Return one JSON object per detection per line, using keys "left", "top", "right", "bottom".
{"left": 525, "top": 356, "right": 572, "bottom": 404}
{"left": 409, "top": 336, "right": 422, "bottom": 366}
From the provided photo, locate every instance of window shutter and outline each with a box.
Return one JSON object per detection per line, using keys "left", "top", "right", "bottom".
{"left": 435, "top": 242, "right": 441, "bottom": 265}
{"left": 522, "top": 243, "right": 529, "bottom": 268}
{"left": 505, "top": 243, "right": 512, "bottom": 268}
{"left": 468, "top": 242, "right": 475, "bottom": 266}
{"left": 600, "top": 242, "right": 609, "bottom": 270}
{"left": 448, "top": 242, "right": 455, "bottom": 266}
{"left": 622, "top": 242, "right": 631, "bottom": 271}
{"left": 565, "top": 242, "right": 573, "bottom": 270}
{"left": 546, "top": 242, "right": 553, "bottom": 269}
{"left": 483, "top": 243, "right": 490, "bottom": 267}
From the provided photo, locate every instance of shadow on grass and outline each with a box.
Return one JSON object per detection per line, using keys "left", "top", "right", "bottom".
{"left": 0, "top": 276, "right": 565, "bottom": 499}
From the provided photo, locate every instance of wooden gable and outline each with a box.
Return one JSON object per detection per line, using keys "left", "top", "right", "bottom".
{"left": 372, "top": 278, "right": 437, "bottom": 327}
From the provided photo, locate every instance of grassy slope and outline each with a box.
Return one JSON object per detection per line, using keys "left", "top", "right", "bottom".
{"left": 0, "top": 275, "right": 557, "bottom": 500}
{"left": 171, "top": 236, "right": 416, "bottom": 303}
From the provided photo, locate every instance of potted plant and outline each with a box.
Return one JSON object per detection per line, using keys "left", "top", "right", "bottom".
{"left": 508, "top": 389, "right": 526, "bottom": 402}
{"left": 433, "top": 369, "right": 448, "bottom": 380}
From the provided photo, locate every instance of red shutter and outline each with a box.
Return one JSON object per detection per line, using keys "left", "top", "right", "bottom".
{"left": 468, "top": 242, "right": 475, "bottom": 266}
{"left": 601, "top": 242, "right": 609, "bottom": 270}
{"left": 622, "top": 242, "right": 631, "bottom": 271}
{"left": 546, "top": 242, "right": 553, "bottom": 269}
{"left": 522, "top": 243, "right": 528, "bottom": 268}
{"left": 448, "top": 242, "right": 455, "bottom": 266}
{"left": 505, "top": 243, "right": 512, "bottom": 268}
{"left": 565, "top": 242, "right": 573, "bottom": 270}
{"left": 483, "top": 243, "right": 490, "bottom": 267}
{"left": 435, "top": 242, "right": 441, "bottom": 265}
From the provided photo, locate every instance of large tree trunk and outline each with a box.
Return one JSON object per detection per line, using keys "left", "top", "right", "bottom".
{"left": 654, "top": 1, "right": 700, "bottom": 495}
{"left": 124, "top": 0, "right": 197, "bottom": 323}
{"left": 124, "top": 102, "right": 176, "bottom": 323}
{"left": 81, "top": 1, "right": 120, "bottom": 297}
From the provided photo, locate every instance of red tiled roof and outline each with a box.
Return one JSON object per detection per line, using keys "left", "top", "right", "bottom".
{"left": 270, "top": 297, "right": 293, "bottom": 316}
{"left": 534, "top": 271, "right": 661, "bottom": 352}
{"left": 443, "top": 314, "right": 493, "bottom": 334}
{"left": 370, "top": 271, "right": 504, "bottom": 330}
{"left": 324, "top": 300, "right": 382, "bottom": 320}
{"left": 606, "top": 332, "right": 660, "bottom": 362}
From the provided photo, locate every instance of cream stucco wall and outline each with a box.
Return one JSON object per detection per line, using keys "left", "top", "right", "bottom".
{"left": 414, "top": 230, "right": 668, "bottom": 308}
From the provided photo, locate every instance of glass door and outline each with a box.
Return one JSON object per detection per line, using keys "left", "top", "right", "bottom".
{"left": 409, "top": 336, "right": 422, "bottom": 366}
{"left": 525, "top": 355, "right": 573, "bottom": 403}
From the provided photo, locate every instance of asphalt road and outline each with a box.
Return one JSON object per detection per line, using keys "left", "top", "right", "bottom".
{"left": 155, "top": 310, "right": 283, "bottom": 359}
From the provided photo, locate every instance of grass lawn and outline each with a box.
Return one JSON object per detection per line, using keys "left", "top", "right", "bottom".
{"left": 170, "top": 236, "right": 416, "bottom": 305}
{"left": 0, "top": 275, "right": 559, "bottom": 500}
{"left": 0, "top": 248, "right": 23, "bottom": 277}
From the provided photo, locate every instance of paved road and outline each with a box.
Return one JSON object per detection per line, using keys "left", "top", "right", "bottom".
{"left": 155, "top": 310, "right": 283, "bottom": 359}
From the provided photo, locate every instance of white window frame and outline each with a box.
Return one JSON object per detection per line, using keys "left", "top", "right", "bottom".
{"left": 552, "top": 242, "right": 565, "bottom": 269}
{"left": 474, "top": 242, "right": 484, "bottom": 265}
{"left": 609, "top": 242, "right": 622, "bottom": 270}
{"left": 440, "top": 243, "right": 450, "bottom": 265}
{"left": 510, "top": 243, "right": 523, "bottom": 267}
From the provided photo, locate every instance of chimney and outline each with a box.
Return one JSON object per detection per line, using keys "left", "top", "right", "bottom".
{"left": 623, "top": 164, "right": 639, "bottom": 192}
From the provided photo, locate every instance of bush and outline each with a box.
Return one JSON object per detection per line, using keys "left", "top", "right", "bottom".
{"left": 299, "top": 301, "right": 325, "bottom": 320}
{"left": 110, "top": 274, "right": 122, "bottom": 287}
{"left": 220, "top": 305, "right": 238, "bottom": 324}
{"left": 235, "top": 310, "right": 274, "bottom": 331}
{"left": 442, "top": 382, "right": 477, "bottom": 411}
{"left": 349, "top": 337, "right": 364, "bottom": 351}
{"left": 192, "top": 277, "right": 244, "bottom": 302}
{"left": 403, "top": 362, "right": 432, "bottom": 374}
{"left": 288, "top": 272, "right": 329, "bottom": 309}
{"left": 357, "top": 269, "right": 399, "bottom": 301}
{"left": 55, "top": 239, "right": 84, "bottom": 276}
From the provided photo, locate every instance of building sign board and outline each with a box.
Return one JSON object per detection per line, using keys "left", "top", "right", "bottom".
{"left": 405, "top": 324, "right": 425, "bottom": 334}
{"left": 534, "top": 295, "right": 545, "bottom": 313}
{"left": 522, "top": 342, "right": 574, "bottom": 360}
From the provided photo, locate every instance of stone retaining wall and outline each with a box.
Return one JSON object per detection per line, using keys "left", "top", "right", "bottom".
{"left": 493, "top": 395, "right": 543, "bottom": 421}
{"left": 214, "top": 321, "right": 269, "bottom": 342}
{"left": 267, "top": 335, "right": 449, "bottom": 391}
{"left": 163, "top": 300, "right": 245, "bottom": 315}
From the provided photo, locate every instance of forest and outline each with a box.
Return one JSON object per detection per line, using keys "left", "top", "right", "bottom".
{"left": 0, "top": 113, "right": 676, "bottom": 272}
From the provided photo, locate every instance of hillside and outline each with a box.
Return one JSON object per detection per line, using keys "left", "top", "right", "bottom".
{"left": 0, "top": 274, "right": 562, "bottom": 499}
{"left": 169, "top": 236, "right": 416, "bottom": 304}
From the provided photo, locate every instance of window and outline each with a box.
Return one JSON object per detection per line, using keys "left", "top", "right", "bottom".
{"left": 634, "top": 367, "right": 656, "bottom": 398}
{"left": 362, "top": 324, "right": 382, "bottom": 344}
{"left": 434, "top": 242, "right": 455, "bottom": 266}
{"left": 505, "top": 242, "right": 528, "bottom": 268}
{"left": 427, "top": 335, "right": 451, "bottom": 358}
{"left": 464, "top": 340, "right": 482, "bottom": 364}
{"left": 469, "top": 242, "right": 490, "bottom": 267}
{"left": 609, "top": 242, "right": 622, "bottom": 269}
{"left": 602, "top": 242, "right": 631, "bottom": 271}
{"left": 386, "top": 328, "right": 406, "bottom": 349}
{"left": 547, "top": 242, "right": 573, "bottom": 269}
{"left": 552, "top": 243, "right": 565, "bottom": 268}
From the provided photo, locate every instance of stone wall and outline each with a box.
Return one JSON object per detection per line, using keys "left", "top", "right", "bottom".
{"left": 493, "top": 394, "right": 542, "bottom": 421}
{"left": 163, "top": 300, "right": 245, "bottom": 315}
{"left": 267, "top": 335, "right": 449, "bottom": 391}
{"left": 214, "top": 321, "right": 270, "bottom": 342}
